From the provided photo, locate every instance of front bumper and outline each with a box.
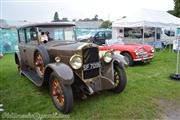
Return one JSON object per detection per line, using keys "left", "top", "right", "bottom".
{"left": 133, "top": 56, "right": 153, "bottom": 61}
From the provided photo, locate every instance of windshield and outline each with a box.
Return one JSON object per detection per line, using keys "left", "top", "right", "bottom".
{"left": 88, "top": 31, "right": 97, "bottom": 37}
{"left": 38, "top": 26, "right": 76, "bottom": 41}
{"left": 106, "top": 39, "right": 124, "bottom": 45}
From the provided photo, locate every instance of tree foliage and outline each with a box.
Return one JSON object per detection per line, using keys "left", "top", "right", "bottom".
{"left": 77, "top": 15, "right": 103, "bottom": 21}
{"left": 168, "top": 0, "right": 180, "bottom": 17}
{"left": 52, "top": 12, "right": 60, "bottom": 22}
{"left": 61, "top": 17, "right": 69, "bottom": 22}
{"left": 52, "top": 12, "right": 69, "bottom": 22}
{"left": 100, "top": 20, "right": 111, "bottom": 28}
{"left": 174, "top": 0, "right": 180, "bottom": 17}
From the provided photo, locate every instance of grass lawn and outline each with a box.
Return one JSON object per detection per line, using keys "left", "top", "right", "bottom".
{"left": 0, "top": 49, "right": 180, "bottom": 120}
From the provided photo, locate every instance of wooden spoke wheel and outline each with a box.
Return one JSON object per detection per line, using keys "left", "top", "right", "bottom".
{"left": 114, "top": 70, "right": 120, "bottom": 87}
{"left": 52, "top": 79, "right": 65, "bottom": 106}
{"left": 34, "top": 52, "right": 45, "bottom": 77}
{"left": 112, "top": 65, "right": 127, "bottom": 93}
{"left": 49, "top": 72, "right": 73, "bottom": 114}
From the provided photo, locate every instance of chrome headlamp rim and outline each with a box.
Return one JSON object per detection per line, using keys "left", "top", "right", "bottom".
{"left": 103, "top": 51, "right": 113, "bottom": 63}
{"left": 69, "top": 54, "right": 82, "bottom": 69}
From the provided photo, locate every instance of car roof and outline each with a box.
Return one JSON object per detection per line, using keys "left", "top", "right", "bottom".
{"left": 94, "top": 29, "right": 112, "bottom": 32}
{"left": 18, "top": 22, "right": 75, "bottom": 29}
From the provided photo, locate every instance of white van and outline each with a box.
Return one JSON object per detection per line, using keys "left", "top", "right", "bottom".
{"left": 161, "top": 28, "right": 176, "bottom": 45}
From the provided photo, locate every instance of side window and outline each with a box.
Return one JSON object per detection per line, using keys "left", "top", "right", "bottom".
{"left": 164, "top": 30, "right": 175, "bottom": 37}
{"left": 94, "top": 32, "right": 105, "bottom": 45}
{"left": 54, "top": 29, "right": 64, "bottom": 40}
{"left": 18, "top": 29, "right": 26, "bottom": 43}
{"left": 25, "top": 28, "right": 38, "bottom": 44}
{"left": 96, "top": 32, "right": 105, "bottom": 38}
{"left": 105, "top": 31, "right": 112, "bottom": 39}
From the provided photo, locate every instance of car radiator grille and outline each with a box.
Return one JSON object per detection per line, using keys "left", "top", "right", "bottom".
{"left": 82, "top": 47, "right": 100, "bottom": 79}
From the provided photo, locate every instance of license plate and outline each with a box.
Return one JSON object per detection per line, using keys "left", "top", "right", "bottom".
{"left": 83, "top": 62, "right": 101, "bottom": 71}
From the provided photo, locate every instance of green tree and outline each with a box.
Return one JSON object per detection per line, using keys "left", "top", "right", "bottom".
{"left": 174, "top": 0, "right": 180, "bottom": 17}
{"left": 92, "top": 14, "right": 98, "bottom": 21}
{"left": 61, "top": 17, "right": 69, "bottom": 22}
{"left": 72, "top": 19, "right": 76, "bottom": 22}
{"left": 100, "top": 20, "right": 111, "bottom": 28}
{"left": 168, "top": 0, "right": 180, "bottom": 17}
{"left": 52, "top": 12, "right": 60, "bottom": 22}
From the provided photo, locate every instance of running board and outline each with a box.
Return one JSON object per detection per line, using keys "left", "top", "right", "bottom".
{"left": 21, "top": 70, "right": 43, "bottom": 87}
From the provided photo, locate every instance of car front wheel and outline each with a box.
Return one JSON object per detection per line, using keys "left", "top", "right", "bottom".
{"left": 122, "top": 53, "right": 134, "bottom": 66}
{"left": 49, "top": 72, "right": 73, "bottom": 114}
{"left": 112, "top": 65, "right": 127, "bottom": 93}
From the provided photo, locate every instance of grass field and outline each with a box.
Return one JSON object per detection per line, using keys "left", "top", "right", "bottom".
{"left": 0, "top": 50, "right": 180, "bottom": 120}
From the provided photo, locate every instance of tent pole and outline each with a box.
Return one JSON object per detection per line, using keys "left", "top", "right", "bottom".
{"left": 175, "top": 35, "right": 179, "bottom": 75}
{"left": 143, "top": 26, "right": 145, "bottom": 44}
{"left": 170, "top": 30, "right": 180, "bottom": 80}
{"left": 155, "top": 27, "right": 157, "bottom": 42}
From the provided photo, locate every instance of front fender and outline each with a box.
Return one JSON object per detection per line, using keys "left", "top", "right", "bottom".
{"left": 14, "top": 52, "right": 21, "bottom": 65}
{"left": 113, "top": 53, "right": 128, "bottom": 68}
{"left": 45, "top": 63, "right": 74, "bottom": 85}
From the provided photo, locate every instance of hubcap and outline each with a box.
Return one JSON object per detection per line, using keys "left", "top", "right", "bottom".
{"left": 52, "top": 79, "right": 65, "bottom": 106}
{"left": 114, "top": 70, "right": 120, "bottom": 87}
{"left": 34, "top": 53, "right": 45, "bottom": 76}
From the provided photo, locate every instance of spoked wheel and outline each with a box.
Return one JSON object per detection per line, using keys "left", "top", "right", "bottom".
{"left": 112, "top": 65, "right": 127, "bottom": 93}
{"left": 34, "top": 52, "right": 45, "bottom": 77}
{"left": 114, "top": 70, "right": 120, "bottom": 87}
{"left": 50, "top": 72, "right": 73, "bottom": 114}
{"left": 52, "top": 79, "right": 65, "bottom": 106}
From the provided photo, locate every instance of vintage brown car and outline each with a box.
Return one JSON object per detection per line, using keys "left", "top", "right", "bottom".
{"left": 15, "top": 22, "right": 127, "bottom": 114}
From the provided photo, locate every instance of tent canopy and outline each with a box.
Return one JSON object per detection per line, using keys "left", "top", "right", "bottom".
{"left": 112, "top": 9, "right": 180, "bottom": 28}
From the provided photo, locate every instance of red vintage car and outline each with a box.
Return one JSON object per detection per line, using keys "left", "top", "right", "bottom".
{"left": 99, "top": 39, "right": 154, "bottom": 66}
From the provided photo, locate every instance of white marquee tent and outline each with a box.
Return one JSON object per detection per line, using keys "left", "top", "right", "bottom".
{"left": 112, "top": 9, "right": 180, "bottom": 28}
{"left": 112, "top": 9, "right": 180, "bottom": 44}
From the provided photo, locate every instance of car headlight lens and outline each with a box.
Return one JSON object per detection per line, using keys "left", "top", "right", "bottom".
{"left": 135, "top": 50, "right": 140, "bottom": 55}
{"left": 103, "top": 51, "right": 113, "bottom": 63}
{"left": 151, "top": 47, "right": 155, "bottom": 53}
{"left": 135, "top": 50, "right": 148, "bottom": 55}
{"left": 70, "top": 54, "right": 82, "bottom": 69}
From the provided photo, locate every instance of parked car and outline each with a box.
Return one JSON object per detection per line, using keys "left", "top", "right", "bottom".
{"left": 77, "top": 29, "right": 112, "bottom": 45}
{"left": 98, "top": 39, "right": 154, "bottom": 66}
{"left": 15, "top": 23, "right": 127, "bottom": 114}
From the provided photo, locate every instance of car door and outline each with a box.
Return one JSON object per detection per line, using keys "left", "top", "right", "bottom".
{"left": 94, "top": 31, "right": 106, "bottom": 45}
{"left": 105, "top": 31, "right": 112, "bottom": 40}
{"left": 17, "top": 28, "right": 26, "bottom": 65}
{"left": 23, "top": 27, "right": 39, "bottom": 69}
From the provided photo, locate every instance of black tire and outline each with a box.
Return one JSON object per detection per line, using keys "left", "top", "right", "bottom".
{"left": 112, "top": 64, "right": 127, "bottom": 93}
{"left": 15, "top": 54, "right": 24, "bottom": 76}
{"left": 49, "top": 72, "right": 73, "bottom": 114}
{"left": 34, "top": 46, "right": 50, "bottom": 78}
{"left": 122, "top": 53, "right": 134, "bottom": 66}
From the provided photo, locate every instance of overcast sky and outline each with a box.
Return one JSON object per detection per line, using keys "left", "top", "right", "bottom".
{"left": 0, "top": 0, "right": 174, "bottom": 22}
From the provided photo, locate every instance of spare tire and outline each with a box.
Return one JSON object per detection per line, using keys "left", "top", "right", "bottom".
{"left": 34, "top": 45, "right": 50, "bottom": 78}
